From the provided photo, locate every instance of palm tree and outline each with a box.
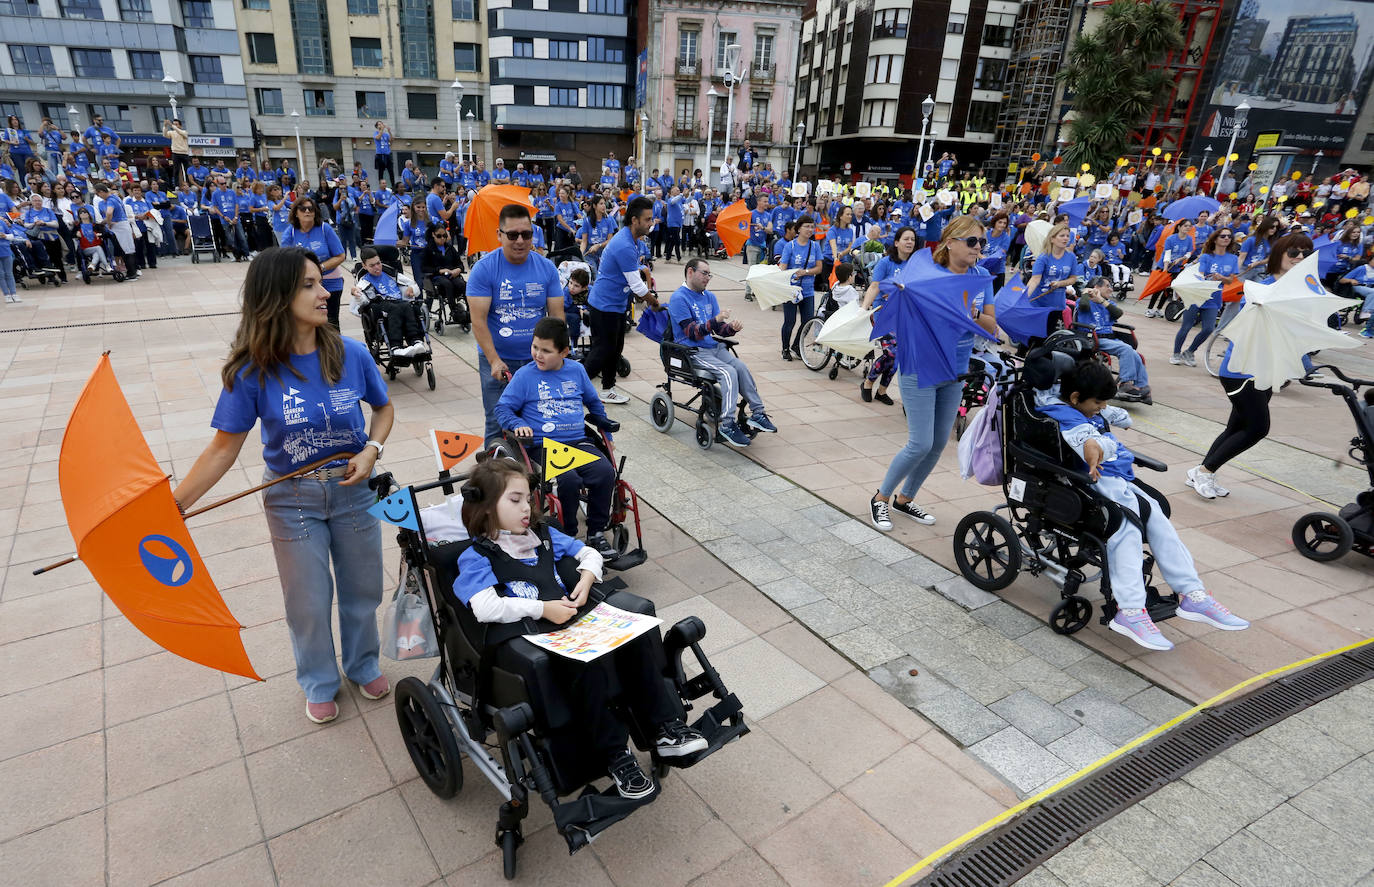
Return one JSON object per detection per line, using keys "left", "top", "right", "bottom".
{"left": 1058, "top": 0, "right": 1185, "bottom": 174}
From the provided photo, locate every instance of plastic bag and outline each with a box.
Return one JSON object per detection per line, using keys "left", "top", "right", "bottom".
{"left": 636, "top": 305, "right": 670, "bottom": 343}
{"left": 957, "top": 382, "right": 1003, "bottom": 485}
{"left": 382, "top": 568, "right": 439, "bottom": 660}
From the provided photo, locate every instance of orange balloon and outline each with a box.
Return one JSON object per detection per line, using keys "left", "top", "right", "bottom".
{"left": 1031, "top": 152, "right": 1041, "bottom": 162}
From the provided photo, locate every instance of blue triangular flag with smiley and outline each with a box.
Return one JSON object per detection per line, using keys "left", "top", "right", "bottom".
{"left": 368, "top": 486, "right": 420, "bottom": 531}
{"left": 543, "top": 440, "right": 600, "bottom": 482}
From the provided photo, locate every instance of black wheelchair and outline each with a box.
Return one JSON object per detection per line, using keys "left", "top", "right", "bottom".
{"left": 952, "top": 333, "right": 1180, "bottom": 635}
{"left": 1292, "top": 364, "right": 1374, "bottom": 563}
{"left": 374, "top": 472, "right": 748, "bottom": 880}
{"left": 649, "top": 325, "right": 759, "bottom": 450}
{"left": 351, "top": 258, "right": 436, "bottom": 389}
{"left": 1070, "top": 318, "right": 1152, "bottom": 405}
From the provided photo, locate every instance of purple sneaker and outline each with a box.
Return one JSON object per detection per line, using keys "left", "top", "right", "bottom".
{"left": 1109, "top": 608, "right": 1174, "bottom": 651}
{"left": 1175, "top": 591, "right": 1249, "bottom": 630}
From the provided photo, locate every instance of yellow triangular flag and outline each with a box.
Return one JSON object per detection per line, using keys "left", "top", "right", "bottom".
{"left": 543, "top": 440, "right": 600, "bottom": 481}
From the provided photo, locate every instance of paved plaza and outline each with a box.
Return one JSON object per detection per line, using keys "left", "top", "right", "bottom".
{"left": 1, "top": 254, "right": 1372, "bottom": 886}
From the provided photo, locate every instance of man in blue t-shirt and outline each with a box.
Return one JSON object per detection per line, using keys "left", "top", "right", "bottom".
{"left": 583, "top": 196, "right": 654, "bottom": 405}
{"left": 373, "top": 122, "right": 394, "bottom": 186}
{"left": 467, "top": 203, "right": 566, "bottom": 441}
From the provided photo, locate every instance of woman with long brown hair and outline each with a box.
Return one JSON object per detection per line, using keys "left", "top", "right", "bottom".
{"left": 279, "top": 196, "right": 347, "bottom": 326}
{"left": 174, "top": 247, "right": 394, "bottom": 724}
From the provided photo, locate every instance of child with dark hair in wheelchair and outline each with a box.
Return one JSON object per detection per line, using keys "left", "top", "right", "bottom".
{"left": 453, "top": 458, "right": 707, "bottom": 799}
{"left": 1037, "top": 360, "right": 1249, "bottom": 651}
{"left": 352, "top": 246, "right": 429, "bottom": 358}
{"left": 1076, "top": 278, "right": 1151, "bottom": 402}
{"left": 495, "top": 316, "right": 619, "bottom": 558}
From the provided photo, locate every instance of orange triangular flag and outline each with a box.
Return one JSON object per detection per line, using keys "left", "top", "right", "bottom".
{"left": 431, "top": 429, "right": 485, "bottom": 472}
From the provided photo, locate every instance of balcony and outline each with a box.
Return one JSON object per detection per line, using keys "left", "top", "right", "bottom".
{"left": 675, "top": 56, "right": 700, "bottom": 78}
{"left": 673, "top": 120, "right": 700, "bottom": 139}
{"left": 749, "top": 61, "right": 775, "bottom": 83}
{"left": 745, "top": 123, "right": 773, "bottom": 142}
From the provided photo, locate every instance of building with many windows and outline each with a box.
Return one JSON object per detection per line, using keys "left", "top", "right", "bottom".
{"left": 0, "top": 0, "right": 250, "bottom": 169}
{"left": 642, "top": 0, "right": 803, "bottom": 182}
{"left": 234, "top": 0, "right": 488, "bottom": 182}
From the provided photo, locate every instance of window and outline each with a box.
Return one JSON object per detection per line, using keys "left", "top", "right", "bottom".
{"left": 399, "top": 0, "right": 435, "bottom": 77}
{"left": 40, "top": 103, "right": 68, "bottom": 124}
{"left": 71, "top": 48, "right": 116, "bottom": 78}
{"left": 305, "top": 88, "right": 335, "bottom": 116}
{"left": 715, "top": 30, "right": 737, "bottom": 71}
{"left": 180, "top": 0, "right": 213, "bottom": 27}
{"left": 974, "top": 57, "right": 1006, "bottom": 91}
{"left": 460, "top": 94, "right": 483, "bottom": 120}
{"left": 128, "top": 50, "right": 163, "bottom": 79}
{"left": 451, "top": 0, "right": 476, "bottom": 19}
{"left": 865, "top": 54, "right": 900, "bottom": 84}
{"left": 748, "top": 97, "right": 768, "bottom": 128}
{"left": 550, "top": 39, "right": 578, "bottom": 60}
{"left": 242, "top": 0, "right": 270, "bottom": 9}
{"left": 190, "top": 54, "right": 223, "bottom": 83}
{"left": 674, "top": 93, "right": 696, "bottom": 126}
{"left": 119, "top": 0, "right": 153, "bottom": 22}
{"left": 290, "top": 0, "right": 332, "bottom": 75}
{"left": 966, "top": 100, "right": 999, "bottom": 133}
{"left": 678, "top": 29, "right": 697, "bottom": 65}
{"left": 513, "top": 38, "right": 534, "bottom": 58}
{"left": 587, "top": 37, "right": 622, "bottom": 63}
{"left": 753, "top": 33, "right": 773, "bottom": 69}
{"left": 0, "top": 102, "right": 21, "bottom": 125}
{"left": 246, "top": 33, "right": 277, "bottom": 64}
{"left": 9, "top": 45, "right": 55, "bottom": 76}
{"left": 550, "top": 87, "right": 578, "bottom": 107}
{"left": 60, "top": 0, "right": 104, "bottom": 19}
{"left": 586, "top": 83, "right": 621, "bottom": 109}
{"left": 453, "top": 42, "right": 481, "bottom": 71}
{"left": 939, "top": 57, "right": 959, "bottom": 80}
{"left": 0, "top": 0, "right": 41, "bottom": 15}
{"left": 356, "top": 90, "right": 386, "bottom": 118}
{"left": 199, "top": 107, "right": 231, "bottom": 134}
{"left": 947, "top": 12, "right": 966, "bottom": 34}
{"left": 255, "top": 88, "right": 284, "bottom": 115}
{"left": 407, "top": 91, "right": 438, "bottom": 119}
{"left": 983, "top": 22, "right": 1013, "bottom": 48}
{"left": 872, "top": 8, "right": 908, "bottom": 40}
{"left": 513, "top": 85, "right": 534, "bottom": 105}
{"left": 346, "top": 0, "right": 376, "bottom": 12}
{"left": 89, "top": 104, "right": 133, "bottom": 131}
{"left": 350, "top": 37, "right": 382, "bottom": 68}
{"left": 861, "top": 99, "right": 896, "bottom": 128}
{"left": 587, "top": 0, "right": 623, "bottom": 12}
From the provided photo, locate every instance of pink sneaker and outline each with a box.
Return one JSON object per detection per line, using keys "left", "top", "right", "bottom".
{"left": 358, "top": 675, "right": 391, "bottom": 700}
{"left": 1109, "top": 608, "right": 1174, "bottom": 652}
{"left": 306, "top": 700, "right": 339, "bottom": 724}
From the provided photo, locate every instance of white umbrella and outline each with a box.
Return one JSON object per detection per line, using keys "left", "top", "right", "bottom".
{"left": 1224, "top": 252, "right": 1360, "bottom": 390}
{"left": 746, "top": 264, "right": 801, "bottom": 309}
{"left": 1024, "top": 219, "right": 1052, "bottom": 258}
{"left": 815, "top": 301, "right": 877, "bottom": 359}
{"left": 1170, "top": 263, "right": 1219, "bottom": 308}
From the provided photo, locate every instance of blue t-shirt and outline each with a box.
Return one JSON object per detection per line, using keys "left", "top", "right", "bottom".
{"left": 1103, "top": 242, "right": 1126, "bottom": 264}
{"left": 1159, "top": 233, "right": 1194, "bottom": 270}
{"left": 493, "top": 358, "right": 608, "bottom": 446}
{"left": 210, "top": 337, "right": 389, "bottom": 475}
{"left": 825, "top": 225, "right": 857, "bottom": 261}
{"left": 749, "top": 209, "right": 771, "bottom": 246}
{"left": 22, "top": 207, "right": 59, "bottom": 240}
{"left": 1029, "top": 250, "right": 1076, "bottom": 307}
{"left": 665, "top": 196, "right": 684, "bottom": 227}
{"left": 779, "top": 238, "right": 821, "bottom": 300}
{"left": 1077, "top": 299, "right": 1115, "bottom": 334}
{"left": 667, "top": 284, "right": 722, "bottom": 349}
{"left": 491, "top": 167, "right": 511, "bottom": 182}
{"left": 375, "top": 131, "right": 391, "bottom": 156}
{"left": 1038, "top": 402, "right": 1135, "bottom": 480}
{"left": 588, "top": 226, "right": 640, "bottom": 313}
{"left": 1197, "top": 252, "right": 1239, "bottom": 309}
{"left": 453, "top": 525, "right": 584, "bottom": 604}
{"left": 1240, "top": 236, "right": 1270, "bottom": 268}
{"left": 467, "top": 250, "right": 562, "bottom": 361}
{"left": 280, "top": 224, "right": 346, "bottom": 291}
{"left": 580, "top": 215, "right": 616, "bottom": 250}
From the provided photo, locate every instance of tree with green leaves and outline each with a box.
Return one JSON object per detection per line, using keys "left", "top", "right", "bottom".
{"left": 1058, "top": 0, "right": 1185, "bottom": 174}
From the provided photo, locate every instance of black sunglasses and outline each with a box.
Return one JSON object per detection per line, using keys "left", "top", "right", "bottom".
{"left": 1285, "top": 247, "right": 1312, "bottom": 259}
{"left": 500, "top": 229, "right": 534, "bottom": 241}
{"left": 960, "top": 236, "right": 988, "bottom": 249}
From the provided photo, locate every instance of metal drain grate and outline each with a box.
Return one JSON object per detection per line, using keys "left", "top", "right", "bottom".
{"left": 915, "top": 650, "right": 1374, "bottom": 887}
{"left": 0, "top": 311, "right": 239, "bottom": 334}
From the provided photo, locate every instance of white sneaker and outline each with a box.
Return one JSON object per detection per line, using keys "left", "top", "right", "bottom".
{"left": 394, "top": 342, "right": 418, "bottom": 357}
{"left": 600, "top": 387, "right": 630, "bottom": 405}
{"left": 1181, "top": 351, "right": 1196, "bottom": 368}
{"left": 409, "top": 341, "right": 430, "bottom": 356}
{"left": 9, "top": 293, "right": 20, "bottom": 303}
{"left": 1169, "top": 353, "right": 1183, "bottom": 365}
{"left": 3, "top": 294, "right": 13, "bottom": 303}
{"left": 1186, "top": 466, "right": 1218, "bottom": 500}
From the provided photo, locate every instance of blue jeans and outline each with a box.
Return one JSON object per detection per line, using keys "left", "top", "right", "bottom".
{"left": 879, "top": 374, "right": 962, "bottom": 499}
{"left": 0, "top": 254, "right": 14, "bottom": 295}
{"left": 1097, "top": 336, "right": 1148, "bottom": 387}
{"left": 477, "top": 350, "right": 531, "bottom": 441}
{"left": 1359, "top": 285, "right": 1374, "bottom": 333}
{"left": 262, "top": 473, "right": 384, "bottom": 703}
{"left": 1173, "top": 305, "right": 1217, "bottom": 355}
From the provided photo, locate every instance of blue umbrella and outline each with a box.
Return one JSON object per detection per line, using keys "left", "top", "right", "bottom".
{"left": 1310, "top": 235, "right": 1338, "bottom": 277}
{"left": 871, "top": 249, "right": 997, "bottom": 388}
{"left": 994, "top": 277, "right": 1061, "bottom": 346}
{"left": 1161, "top": 195, "right": 1220, "bottom": 221}
{"left": 1058, "top": 197, "right": 1092, "bottom": 228}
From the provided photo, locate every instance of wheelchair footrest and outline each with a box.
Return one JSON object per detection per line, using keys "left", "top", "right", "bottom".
{"left": 1145, "top": 587, "right": 1180, "bottom": 624}
{"left": 605, "top": 548, "right": 648, "bottom": 572}
{"left": 657, "top": 693, "right": 749, "bottom": 771}
{"left": 552, "top": 779, "right": 663, "bottom": 855}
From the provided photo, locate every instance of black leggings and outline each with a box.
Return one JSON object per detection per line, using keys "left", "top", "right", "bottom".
{"left": 1203, "top": 377, "right": 1271, "bottom": 472}
{"left": 584, "top": 304, "right": 627, "bottom": 390}
{"left": 780, "top": 296, "right": 815, "bottom": 352}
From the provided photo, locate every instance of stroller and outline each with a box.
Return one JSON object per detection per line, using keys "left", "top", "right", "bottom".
{"left": 1292, "top": 363, "right": 1374, "bottom": 562}
{"left": 187, "top": 210, "right": 220, "bottom": 264}
{"left": 375, "top": 470, "right": 748, "bottom": 879}
{"left": 351, "top": 258, "right": 437, "bottom": 390}
{"left": 952, "top": 332, "right": 1180, "bottom": 636}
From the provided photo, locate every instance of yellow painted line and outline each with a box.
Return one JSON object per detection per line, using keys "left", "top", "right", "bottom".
{"left": 880, "top": 635, "right": 1374, "bottom": 887}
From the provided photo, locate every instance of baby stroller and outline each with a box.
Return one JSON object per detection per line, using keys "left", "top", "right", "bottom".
{"left": 487, "top": 415, "right": 649, "bottom": 571}
{"left": 187, "top": 210, "right": 220, "bottom": 264}
{"left": 650, "top": 325, "right": 759, "bottom": 450}
{"left": 1292, "top": 364, "right": 1374, "bottom": 562}
{"left": 374, "top": 471, "right": 748, "bottom": 879}
{"left": 352, "top": 258, "right": 437, "bottom": 390}
{"left": 952, "top": 333, "right": 1180, "bottom": 636}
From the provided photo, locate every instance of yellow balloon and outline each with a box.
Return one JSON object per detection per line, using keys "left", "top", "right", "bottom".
{"left": 1151, "top": 147, "right": 1162, "bottom": 156}
{"left": 1347, "top": 208, "right": 1359, "bottom": 218}
{"left": 1229, "top": 192, "right": 1239, "bottom": 199}
{"left": 1229, "top": 153, "right": 1239, "bottom": 162}
{"left": 1297, "top": 204, "right": 1307, "bottom": 213}
{"left": 1291, "top": 171, "right": 1303, "bottom": 181}
{"left": 1314, "top": 199, "right": 1325, "bottom": 208}
{"left": 1080, "top": 163, "right": 1090, "bottom": 172}
{"left": 1259, "top": 186, "right": 1270, "bottom": 194}
{"left": 1145, "top": 159, "right": 1154, "bottom": 167}
{"left": 1164, "top": 153, "right": 1173, "bottom": 162}
{"left": 1185, "top": 170, "right": 1196, "bottom": 180}
{"left": 1277, "top": 195, "right": 1288, "bottom": 203}
{"left": 1248, "top": 163, "right": 1258, "bottom": 171}
{"left": 1116, "top": 158, "right": 1128, "bottom": 167}
{"left": 1365, "top": 217, "right": 1374, "bottom": 225}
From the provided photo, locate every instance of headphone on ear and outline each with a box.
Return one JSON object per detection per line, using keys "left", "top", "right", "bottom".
{"left": 459, "top": 481, "right": 483, "bottom": 502}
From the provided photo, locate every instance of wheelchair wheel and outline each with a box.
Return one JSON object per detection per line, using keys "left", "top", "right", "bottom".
{"left": 414, "top": 359, "right": 425, "bottom": 376}
{"left": 1050, "top": 595, "right": 1092, "bottom": 635}
{"left": 427, "top": 365, "right": 436, "bottom": 390}
{"left": 953, "top": 511, "right": 1021, "bottom": 591}
{"left": 394, "top": 677, "right": 464, "bottom": 799}
{"left": 387, "top": 365, "right": 398, "bottom": 380}
{"left": 1163, "top": 297, "right": 1184, "bottom": 323}
{"left": 617, "top": 356, "right": 631, "bottom": 378}
{"left": 694, "top": 418, "right": 714, "bottom": 450}
{"left": 797, "top": 317, "right": 832, "bottom": 371}
{"left": 612, "top": 524, "right": 630, "bottom": 555}
{"left": 1202, "top": 333, "right": 1228, "bottom": 378}
{"left": 650, "top": 391, "right": 674, "bottom": 432}
{"left": 828, "top": 364, "right": 840, "bottom": 380}
{"left": 502, "top": 829, "right": 518, "bottom": 880}
{"left": 1291, "top": 511, "right": 1354, "bottom": 562}
{"left": 113, "top": 269, "right": 125, "bottom": 282}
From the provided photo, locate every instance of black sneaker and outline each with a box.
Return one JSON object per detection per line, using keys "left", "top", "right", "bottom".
{"left": 608, "top": 749, "right": 655, "bottom": 799}
{"left": 654, "top": 720, "right": 708, "bottom": 757}
{"left": 874, "top": 392, "right": 894, "bottom": 405}
{"left": 870, "top": 496, "right": 893, "bottom": 531}
{"left": 891, "top": 500, "right": 936, "bottom": 525}
{"left": 587, "top": 532, "right": 617, "bottom": 559}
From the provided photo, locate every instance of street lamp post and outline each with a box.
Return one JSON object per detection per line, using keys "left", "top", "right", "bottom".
{"left": 640, "top": 112, "right": 649, "bottom": 180}
{"left": 465, "top": 110, "right": 475, "bottom": 168}
{"left": 914, "top": 95, "right": 934, "bottom": 184}
{"left": 792, "top": 122, "right": 805, "bottom": 184}
{"left": 290, "top": 110, "right": 303, "bottom": 185}
{"left": 451, "top": 80, "right": 464, "bottom": 162}
{"left": 720, "top": 43, "right": 742, "bottom": 187}
{"left": 162, "top": 73, "right": 179, "bottom": 122}
{"left": 1218, "top": 100, "right": 1249, "bottom": 188}
{"left": 1312, "top": 150, "right": 1324, "bottom": 176}
{"left": 705, "top": 86, "right": 719, "bottom": 185}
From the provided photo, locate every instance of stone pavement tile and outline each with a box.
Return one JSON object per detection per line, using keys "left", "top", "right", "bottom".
{"left": 229, "top": 672, "right": 362, "bottom": 756}
{"left": 1093, "top": 802, "right": 1222, "bottom": 883}
{"left": 989, "top": 689, "right": 1081, "bottom": 745}
{"left": 763, "top": 685, "right": 907, "bottom": 789}
{"left": 1183, "top": 755, "right": 1286, "bottom": 824}
{"left": 828, "top": 625, "right": 905, "bottom": 670}
{"left": 969, "top": 726, "right": 1072, "bottom": 795}
{"left": 1006, "top": 654, "right": 1090, "bottom": 706}
{"left": 756, "top": 575, "right": 826, "bottom": 610}
{"left": 916, "top": 687, "right": 1009, "bottom": 746}
{"left": 0, "top": 622, "right": 101, "bottom": 697}
{"left": 728, "top": 553, "right": 791, "bottom": 587}
{"left": 756, "top": 794, "right": 922, "bottom": 886}
{"left": 269, "top": 790, "right": 439, "bottom": 887}
{"left": 1204, "top": 623, "right": 1313, "bottom": 674}
{"left": 1171, "top": 861, "right": 1247, "bottom": 887}
{"left": 617, "top": 560, "right": 698, "bottom": 611}
{"left": 711, "top": 634, "right": 828, "bottom": 718}
{"left": 793, "top": 598, "right": 865, "bottom": 639}
{"left": 1127, "top": 640, "right": 1257, "bottom": 704}
{"left": 890, "top": 553, "right": 957, "bottom": 587}
{"left": 685, "top": 848, "right": 786, "bottom": 887}
{"left": 657, "top": 596, "right": 753, "bottom": 656}
{"left": 760, "top": 621, "right": 853, "bottom": 683}
{"left": 1247, "top": 802, "right": 1374, "bottom": 885}
{"left": 1205, "top": 828, "right": 1327, "bottom": 887}
{"left": 401, "top": 764, "right": 553, "bottom": 876}
{"left": 858, "top": 534, "right": 923, "bottom": 566}
{"left": 1064, "top": 655, "right": 1150, "bottom": 702}
{"left": 1221, "top": 560, "right": 1347, "bottom": 610}
{"left": 0, "top": 809, "right": 104, "bottom": 887}
{"left": 702, "top": 536, "right": 763, "bottom": 564}
{"left": 449, "top": 825, "right": 615, "bottom": 886}
{"left": 953, "top": 624, "right": 1034, "bottom": 669}
{"left": 867, "top": 657, "right": 957, "bottom": 710}
{"left": 704, "top": 581, "right": 791, "bottom": 636}
{"left": 797, "top": 501, "right": 848, "bottom": 526}
{"left": 910, "top": 597, "right": 984, "bottom": 637}
{"left": 108, "top": 759, "right": 262, "bottom": 886}
{"left": 1047, "top": 726, "right": 1120, "bottom": 770}
{"left": 1013, "top": 868, "right": 1072, "bottom": 887}
{"left": 1254, "top": 609, "right": 1367, "bottom": 656}
{"left": 107, "top": 693, "right": 242, "bottom": 801}
{"left": 1055, "top": 688, "right": 1153, "bottom": 746}
{"left": 1302, "top": 688, "right": 1374, "bottom": 754}
{"left": 0, "top": 732, "right": 104, "bottom": 843}
{"left": 1291, "top": 756, "right": 1374, "bottom": 846}
{"left": 832, "top": 669, "right": 933, "bottom": 741}
{"left": 654, "top": 547, "right": 740, "bottom": 593}
{"left": 246, "top": 716, "right": 395, "bottom": 837}
{"left": 934, "top": 575, "right": 1000, "bottom": 610}
{"left": 0, "top": 669, "right": 102, "bottom": 762}
{"left": 219, "top": 577, "right": 290, "bottom": 628}
{"left": 588, "top": 778, "right": 744, "bottom": 887}
{"left": 159, "top": 845, "right": 276, "bottom": 887}
{"left": 1200, "top": 571, "right": 1292, "bottom": 621}
{"left": 972, "top": 600, "right": 1046, "bottom": 640}
{"left": 897, "top": 629, "right": 1021, "bottom": 704}
{"left": 1260, "top": 712, "right": 1364, "bottom": 784}
{"left": 1141, "top": 780, "right": 1249, "bottom": 850}
{"left": 0, "top": 578, "right": 101, "bottom": 645}
{"left": 677, "top": 726, "right": 830, "bottom": 844}
{"left": 101, "top": 614, "right": 164, "bottom": 665}
{"left": 1122, "top": 685, "right": 1193, "bottom": 724}
{"left": 1044, "top": 832, "right": 1157, "bottom": 887}
{"left": 104, "top": 649, "right": 226, "bottom": 726}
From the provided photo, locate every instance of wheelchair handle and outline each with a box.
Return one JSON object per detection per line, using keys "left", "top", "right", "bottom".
{"left": 1310, "top": 364, "right": 1373, "bottom": 390}
{"left": 588, "top": 415, "right": 620, "bottom": 433}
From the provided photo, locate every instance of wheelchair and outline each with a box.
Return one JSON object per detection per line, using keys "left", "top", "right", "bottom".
{"left": 1292, "top": 364, "right": 1374, "bottom": 563}
{"left": 1070, "top": 319, "right": 1152, "bottom": 405}
{"left": 797, "top": 289, "right": 874, "bottom": 381}
{"left": 649, "top": 325, "right": 759, "bottom": 450}
{"left": 486, "top": 416, "right": 648, "bottom": 571}
{"left": 351, "top": 258, "right": 437, "bottom": 390}
{"left": 373, "top": 471, "right": 748, "bottom": 880}
{"left": 952, "top": 333, "right": 1180, "bottom": 636}
{"left": 425, "top": 269, "right": 471, "bottom": 336}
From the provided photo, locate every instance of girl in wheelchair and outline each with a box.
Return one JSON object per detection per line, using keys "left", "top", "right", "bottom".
{"left": 453, "top": 457, "right": 707, "bottom": 799}
{"left": 1038, "top": 361, "right": 1249, "bottom": 651}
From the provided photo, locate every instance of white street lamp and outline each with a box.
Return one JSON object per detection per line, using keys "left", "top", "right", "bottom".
{"left": 451, "top": 79, "right": 465, "bottom": 163}
{"left": 290, "top": 110, "right": 303, "bottom": 185}
{"left": 639, "top": 112, "right": 649, "bottom": 180}
{"left": 1218, "top": 100, "right": 1249, "bottom": 188}
{"left": 465, "top": 110, "right": 475, "bottom": 169}
{"left": 162, "top": 73, "right": 179, "bottom": 122}
{"left": 721, "top": 43, "right": 742, "bottom": 189}
{"left": 792, "top": 121, "right": 805, "bottom": 183}
{"left": 1312, "top": 149, "right": 1324, "bottom": 176}
{"left": 705, "top": 85, "right": 719, "bottom": 185}
{"left": 914, "top": 95, "right": 934, "bottom": 183}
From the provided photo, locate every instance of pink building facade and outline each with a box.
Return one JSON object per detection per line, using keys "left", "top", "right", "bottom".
{"left": 642, "top": 0, "right": 804, "bottom": 182}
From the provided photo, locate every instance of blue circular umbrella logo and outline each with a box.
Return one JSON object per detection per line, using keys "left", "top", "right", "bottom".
{"left": 138, "top": 534, "right": 194, "bottom": 587}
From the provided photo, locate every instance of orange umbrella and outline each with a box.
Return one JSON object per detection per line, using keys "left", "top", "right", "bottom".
{"left": 1138, "top": 268, "right": 1174, "bottom": 301}
{"left": 1222, "top": 277, "right": 1244, "bottom": 302}
{"left": 716, "top": 200, "right": 751, "bottom": 257}
{"left": 465, "top": 184, "right": 534, "bottom": 255}
{"left": 55, "top": 355, "right": 261, "bottom": 679}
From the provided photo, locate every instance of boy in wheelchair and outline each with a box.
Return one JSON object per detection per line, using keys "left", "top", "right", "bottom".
{"left": 495, "top": 317, "right": 620, "bottom": 559}
{"left": 1037, "top": 360, "right": 1248, "bottom": 650}
{"left": 453, "top": 458, "right": 707, "bottom": 799}
{"left": 352, "top": 247, "right": 430, "bottom": 358}
{"left": 1075, "top": 278, "right": 1152, "bottom": 403}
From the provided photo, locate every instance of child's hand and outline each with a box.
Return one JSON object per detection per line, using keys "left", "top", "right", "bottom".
{"left": 542, "top": 598, "right": 578, "bottom": 624}
{"left": 1083, "top": 439, "right": 1103, "bottom": 482}
{"left": 569, "top": 574, "right": 594, "bottom": 607}
{"left": 513, "top": 426, "right": 533, "bottom": 440}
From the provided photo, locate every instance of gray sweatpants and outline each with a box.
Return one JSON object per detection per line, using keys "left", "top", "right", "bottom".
{"left": 688, "top": 342, "right": 764, "bottom": 420}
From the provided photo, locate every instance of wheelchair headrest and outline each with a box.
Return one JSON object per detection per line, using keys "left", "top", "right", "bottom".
{"left": 1024, "top": 330, "right": 1094, "bottom": 390}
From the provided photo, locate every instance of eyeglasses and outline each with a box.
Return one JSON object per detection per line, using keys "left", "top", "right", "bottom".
{"left": 297, "top": 206, "right": 316, "bottom": 213}
{"left": 1217, "top": 234, "right": 1232, "bottom": 238}
{"left": 500, "top": 229, "right": 534, "bottom": 241}
{"left": 693, "top": 269, "right": 713, "bottom": 278}
{"left": 1285, "top": 247, "right": 1312, "bottom": 259}
{"left": 960, "top": 236, "right": 988, "bottom": 249}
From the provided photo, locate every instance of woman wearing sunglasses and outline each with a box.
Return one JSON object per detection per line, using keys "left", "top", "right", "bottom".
{"left": 1171, "top": 227, "right": 1237, "bottom": 367}
{"left": 279, "top": 198, "right": 347, "bottom": 327}
{"left": 1188, "top": 234, "right": 1312, "bottom": 500}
